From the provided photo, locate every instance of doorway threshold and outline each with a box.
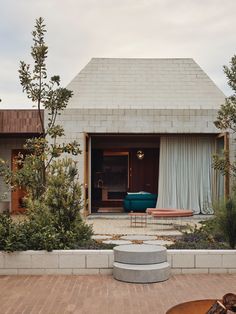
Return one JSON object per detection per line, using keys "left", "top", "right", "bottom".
{"left": 87, "top": 213, "right": 130, "bottom": 220}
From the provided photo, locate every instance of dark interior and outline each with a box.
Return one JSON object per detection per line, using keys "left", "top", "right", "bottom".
{"left": 91, "top": 135, "right": 160, "bottom": 213}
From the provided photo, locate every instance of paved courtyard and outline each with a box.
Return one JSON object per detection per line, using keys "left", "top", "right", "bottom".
{"left": 0, "top": 274, "right": 235, "bottom": 313}
{"left": 86, "top": 215, "right": 211, "bottom": 245}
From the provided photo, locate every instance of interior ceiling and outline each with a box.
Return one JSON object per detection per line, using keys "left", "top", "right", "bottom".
{"left": 91, "top": 134, "right": 160, "bottom": 149}
{"left": 90, "top": 133, "right": 216, "bottom": 149}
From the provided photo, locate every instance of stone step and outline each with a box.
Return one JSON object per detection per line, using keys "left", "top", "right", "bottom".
{"left": 113, "top": 261, "right": 170, "bottom": 283}
{"left": 114, "top": 244, "right": 167, "bottom": 265}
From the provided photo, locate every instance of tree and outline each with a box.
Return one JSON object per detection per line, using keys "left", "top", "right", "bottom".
{"left": 0, "top": 17, "right": 81, "bottom": 200}
{"left": 213, "top": 55, "right": 236, "bottom": 180}
{"left": 0, "top": 18, "right": 93, "bottom": 250}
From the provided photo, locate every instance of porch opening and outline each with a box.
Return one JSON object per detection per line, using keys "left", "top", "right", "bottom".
{"left": 85, "top": 133, "right": 228, "bottom": 215}
{"left": 90, "top": 135, "right": 160, "bottom": 213}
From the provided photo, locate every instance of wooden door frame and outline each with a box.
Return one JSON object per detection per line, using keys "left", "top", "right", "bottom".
{"left": 84, "top": 133, "right": 90, "bottom": 216}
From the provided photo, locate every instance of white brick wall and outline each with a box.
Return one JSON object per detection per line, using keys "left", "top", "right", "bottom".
{"left": 67, "top": 58, "right": 225, "bottom": 110}
{"left": 168, "top": 250, "right": 236, "bottom": 274}
{"left": 55, "top": 108, "right": 220, "bottom": 136}
{"left": 0, "top": 250, "right": 235, "bottom": 275}
{"left": 44, "top": 106, "right": 236, "bottom": 211}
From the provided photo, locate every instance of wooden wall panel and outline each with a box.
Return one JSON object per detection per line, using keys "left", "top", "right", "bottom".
{"left": 0, "top": 110, "right": 43, "bottom": 134}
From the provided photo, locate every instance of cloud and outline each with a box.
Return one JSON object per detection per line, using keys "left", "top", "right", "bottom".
{"left": 0, "top": 0, "right": 235, "bottom": 108}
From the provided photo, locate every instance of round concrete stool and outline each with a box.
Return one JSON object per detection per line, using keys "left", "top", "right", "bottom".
{"left": 114, "top": 244, "right": 167, "bottom": 264}
{"left": 113, "top": 261, "right": 170, "bottom": 283}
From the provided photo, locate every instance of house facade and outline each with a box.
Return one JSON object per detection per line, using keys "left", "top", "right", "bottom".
{"left": 49, "top": 58, "right": 233, "bottom": 215}
{"left": 0, "top": 58, "right": 234, "bottom": 214}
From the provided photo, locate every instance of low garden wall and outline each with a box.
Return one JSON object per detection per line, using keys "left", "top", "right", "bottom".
{"left": 0, "top": 249, "right": 235, "bottom": 275}
{"left": 168, "top": 250, "right": 236, "bottom": 274}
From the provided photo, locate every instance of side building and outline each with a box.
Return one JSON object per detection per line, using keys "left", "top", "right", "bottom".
{"left": 0, "top": 110, "right": 43, "bottom": 212}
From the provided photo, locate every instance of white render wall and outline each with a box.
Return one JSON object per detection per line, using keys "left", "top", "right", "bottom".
{"left": 0, "top": 249, "right": 235, "bottom": 275}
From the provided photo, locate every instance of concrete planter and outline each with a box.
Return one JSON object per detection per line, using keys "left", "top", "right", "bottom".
{"left": 0, "top": 249, "right": 235, "bottom": 275}
{"left": 0, "top": 201, "right": 10, "bottom": 213}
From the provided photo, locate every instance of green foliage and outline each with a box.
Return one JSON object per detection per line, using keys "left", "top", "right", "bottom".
{"left": 169, "top": 200, "right": 236, "bottom": 250}
{"left": 0, "top": 204, "right": 93, "bottom": 252}
{"left": 0, "top": 18, "right": 93, "bottom": 251}
{"left": 0, "top": 213, "right": 14, "bottom": 250}
{"left": 41, "top": 158, "right": 93, "bottom": 248}
{"left": 0, "top": 17, "right": 81, "bottom": 200}
{"left": 213, "top": 55, "right": 236, "bottom": 178}
{"left": 168, "top": 222, "right": 229, "bottom": 250}
{"left": 214, "top": 198, "right": 236, "bottom": 249}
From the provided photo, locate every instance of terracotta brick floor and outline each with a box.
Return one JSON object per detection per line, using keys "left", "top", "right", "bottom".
{"left": 0, "top": 274, "right": 236, "bottom": 314}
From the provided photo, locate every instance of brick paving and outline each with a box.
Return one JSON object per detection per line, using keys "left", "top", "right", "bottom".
{"left": 0, "top": 274, "right": 235, "bottom": 313}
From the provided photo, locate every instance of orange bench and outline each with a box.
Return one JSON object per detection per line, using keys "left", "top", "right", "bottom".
{"left": 146, "top": 208, "right": 193, "bottom": 218}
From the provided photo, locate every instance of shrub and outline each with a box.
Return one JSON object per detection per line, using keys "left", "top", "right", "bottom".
{"left": 0, "top": 213, "right": 14, "bottom": 250}
{"left": 44, "top": 158, "right": 83, "bottom": 231}
{"left": 214, "top": 197, "right": 236, "bottom": 249}
{"left": 39, "top": 158, "right": 93, "bottom": 248}
{"left": 168, "top": 220, "right": 229, "bottom": 250}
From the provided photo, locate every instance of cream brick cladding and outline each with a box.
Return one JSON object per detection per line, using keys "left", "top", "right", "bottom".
{"left": 168, "top": 250, "right": 236, "bottom": 274}
{"left": 45, "top": 107, "right": 236, "bottom": 198}
{"left": 0, "top": 250, "right": 236, "bottom": 275}
{"left": 0, "top": 250, "right": 114, "bottom": 275}
{"left": 54, "top": 108, "right": 221, "bottom": 135}
{"left": 67, "top": 58, "right": 225, "bottom": 110}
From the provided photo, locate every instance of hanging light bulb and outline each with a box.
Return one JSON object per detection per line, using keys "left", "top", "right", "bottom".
{"left": 136, "top": 150, "right": 144, "bottom": 160}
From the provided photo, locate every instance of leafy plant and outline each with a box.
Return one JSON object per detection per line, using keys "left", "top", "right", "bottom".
{"left": 0, "top": 213, "right": 14, "bottom": 250}
{"left": 0, "top": 17, "right": 81, "bottom": 200}
{"left": 0, "top": 208, "right": 96, "bottom": 251}
{"left": 0, "top": 18, "right": 93, "bottom": 251}
{"left": 168, "top": 219, "right": 229, "bottom": 250}
{"left": 213, "top": 55, "right": 236, "bottom": 179}
{"left": 214, "top": 198, "right": 236, "bottom": 249}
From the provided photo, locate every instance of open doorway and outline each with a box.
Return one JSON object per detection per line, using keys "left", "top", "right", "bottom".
{"left": 92, "top": 151, "right": 129, "bottom": 213}
{"left": 90, "top": 135, "right": 160, "bottom": 213}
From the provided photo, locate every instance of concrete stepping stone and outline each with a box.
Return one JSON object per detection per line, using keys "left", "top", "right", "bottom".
{"left": 113, "top": 261, "right": 170, "bottom": 283}
{"left": 92, "top": 235, "right": 112, "bottom": 240}
{"left": 114, "top": 244, "right": 167, "bottom": 265}
{"left": 120, "top": 235, "right": 156, "bottom": 241}
{"left": 103, "top": 240, "right": 132, "bottom": 245}
{"left": 143, "top": 240, "right": 174, "bottom": 246}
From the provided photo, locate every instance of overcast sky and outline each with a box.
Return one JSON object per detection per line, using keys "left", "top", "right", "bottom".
{"left": 0, "top": 0, "right": 235, "bottom": 109}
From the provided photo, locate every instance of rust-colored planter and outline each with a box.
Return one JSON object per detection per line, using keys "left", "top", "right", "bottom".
{"left": 166, "top": 299, "right": 217, "bottom": 314}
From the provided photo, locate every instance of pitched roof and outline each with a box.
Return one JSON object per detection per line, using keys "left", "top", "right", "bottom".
{"left": 67, "top": 58, "right": 225, "bottom": 109}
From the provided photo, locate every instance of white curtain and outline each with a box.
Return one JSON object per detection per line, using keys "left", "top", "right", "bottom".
{"left": 156, "top": 136, "right": 214, "bottom": 214}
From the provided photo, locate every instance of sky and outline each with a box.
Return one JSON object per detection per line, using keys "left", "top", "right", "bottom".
{"left": 0, "top": 0, "right": 236, "bottom": 109}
